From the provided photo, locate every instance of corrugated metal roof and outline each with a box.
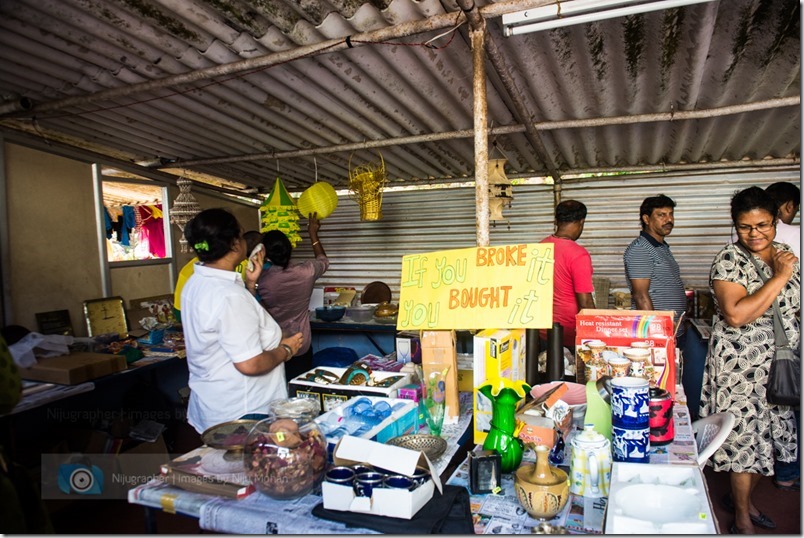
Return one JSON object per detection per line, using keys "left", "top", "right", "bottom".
{"left": 0, "top": 0, "right": 799, "bottom": 195}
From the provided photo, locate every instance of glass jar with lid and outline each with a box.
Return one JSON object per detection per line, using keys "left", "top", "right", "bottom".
{"left": 243, "top": 398, "right": 326, "bottom": 499}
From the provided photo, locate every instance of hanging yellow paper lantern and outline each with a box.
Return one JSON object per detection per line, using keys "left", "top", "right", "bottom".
{"left": 297, "top": 182, "right": 338, "bottom": 219}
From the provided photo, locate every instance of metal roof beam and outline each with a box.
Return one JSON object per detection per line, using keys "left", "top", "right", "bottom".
{"left": 0, "top": 0, "right": 561, "bottom": 118}
{"left": 167, "top": 96, "right": 799, "bottom": 169}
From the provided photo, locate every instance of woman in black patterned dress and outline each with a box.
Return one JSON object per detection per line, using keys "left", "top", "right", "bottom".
{"left": 700, "top": 186, "right": 800, "bottom": 534}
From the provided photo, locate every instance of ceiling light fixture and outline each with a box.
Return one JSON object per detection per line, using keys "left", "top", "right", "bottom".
{"left": 502, "top": 0, "right": 716, "bottom": 36}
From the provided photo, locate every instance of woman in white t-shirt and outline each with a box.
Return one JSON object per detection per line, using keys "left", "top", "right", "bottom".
{"left": 181, "top": 208, "right": 304, "bottom": 434}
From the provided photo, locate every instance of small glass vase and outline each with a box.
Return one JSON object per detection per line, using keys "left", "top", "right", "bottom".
{"left": 422, "top": 397, "right": 445, "bottom": 437}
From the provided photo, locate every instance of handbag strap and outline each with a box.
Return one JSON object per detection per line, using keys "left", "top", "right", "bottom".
{"left": 733, "top": 242, "right": 790, "bottom": 348}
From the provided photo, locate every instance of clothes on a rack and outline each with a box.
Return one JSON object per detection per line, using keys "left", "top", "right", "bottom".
{"left": 103, "top": 203, "right": 165, "bottom": 257}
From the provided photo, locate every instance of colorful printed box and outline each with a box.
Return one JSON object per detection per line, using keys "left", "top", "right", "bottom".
{"left": 574, "top": 309, "right": 677, "bottom": 397}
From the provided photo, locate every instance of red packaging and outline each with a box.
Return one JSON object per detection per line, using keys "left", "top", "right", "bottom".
{"left": 575, "top": 309, "right": 677, "bottom": 398}
{"left": 649, "top": 387, "right": 674, "bottom": 445}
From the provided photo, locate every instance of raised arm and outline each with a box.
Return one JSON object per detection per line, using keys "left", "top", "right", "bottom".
{"left": 308, "top": 212, "right": 327, "bottom": 258}
{"left": 713, "top": 249, "right": 796, "bottom": 327}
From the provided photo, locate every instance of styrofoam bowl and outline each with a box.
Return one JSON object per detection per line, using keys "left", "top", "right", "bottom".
{"left": 613, "top": 484, "right": 700, "bottom": 523}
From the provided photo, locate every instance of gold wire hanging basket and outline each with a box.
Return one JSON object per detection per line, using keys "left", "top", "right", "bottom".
{"left": 348, "top": 150, "right": 387, "bottom": 221}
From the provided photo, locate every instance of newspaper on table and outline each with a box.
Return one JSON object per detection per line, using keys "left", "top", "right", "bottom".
{"left": 446, "top": 393, "right": 700, "bottom": 534}
{"left": 128, "top": 390, "right": 476, "bottom": 533}
{"left": 128, "top": 478, "right": 216, "bottom": 518}
{"left": 200, "top": 487, "right": 379, "bottom": 534}
{"left": 198, "top": 397, "right": 474, "bottom": 534}
{"left": 10, "top": 381, "right": 94, "bottom": 415}
{"left": 446, "top": 453, "right": 607, "bottom": 535}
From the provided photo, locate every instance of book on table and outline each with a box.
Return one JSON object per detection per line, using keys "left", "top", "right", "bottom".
{"left": 160, "top": 446, "right": 255, "bottom": 499}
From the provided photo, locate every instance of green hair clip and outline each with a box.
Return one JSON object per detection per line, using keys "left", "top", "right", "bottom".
{"left": 194, "top": 240, "right": 209, "bottom": 252}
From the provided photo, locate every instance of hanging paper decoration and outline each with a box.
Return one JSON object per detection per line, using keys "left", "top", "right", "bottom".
{"left": 169, "top": 177, "right": 202, "bottom": 252}
{"left": 260, "top": 177, "right": 301, "bottom": 246}
{"left": 297, "top": 181, "right": 338, "bottom": 219}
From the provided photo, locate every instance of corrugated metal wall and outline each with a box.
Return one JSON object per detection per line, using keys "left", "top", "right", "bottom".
{"left": 298, "top": 169, "right": 799, "bottom": 302}
{"left": 564, "top": 169, "right": 801, "bottom": 289}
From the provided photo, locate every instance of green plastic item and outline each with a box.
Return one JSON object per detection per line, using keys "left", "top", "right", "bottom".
{"left": 479, "top": 380, "right": 530, "bottom": 473}
{"left": 584, "top": 380, "right": 612, "bottom": 441}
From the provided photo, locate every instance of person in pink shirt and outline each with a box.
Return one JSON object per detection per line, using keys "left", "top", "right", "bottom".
{"left": 539, "top": 200, "right": 596, "bottom": 349}
{"left": 256, "top": 214, "right": 329, "bottom": 380}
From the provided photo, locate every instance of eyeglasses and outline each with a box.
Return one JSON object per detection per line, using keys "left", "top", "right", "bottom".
{"left": 735, "top": 222, "right": 774, "bottom": 234}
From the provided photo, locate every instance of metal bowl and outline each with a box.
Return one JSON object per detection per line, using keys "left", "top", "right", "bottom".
{"left": 372, "top": 314, "right": 398, "bottom": 325}
{"left": 201, "top": 419, "right": 259, "bottom": 459}
{"left": 386, "top": 434, "right": 448, "bottom": 461}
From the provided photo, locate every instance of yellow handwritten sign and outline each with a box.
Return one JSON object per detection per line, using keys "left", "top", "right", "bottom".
{"left": 397, "top": 243, "right": 554, "bottom": 330}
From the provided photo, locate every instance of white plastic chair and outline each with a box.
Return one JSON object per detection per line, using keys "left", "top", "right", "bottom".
{"left": 691, "top": 411, "right": 736, "bottom": 469}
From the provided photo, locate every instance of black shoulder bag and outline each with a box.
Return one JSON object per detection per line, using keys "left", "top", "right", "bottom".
{"left": 735, "top": 243, "right": 800, "bottom": 406}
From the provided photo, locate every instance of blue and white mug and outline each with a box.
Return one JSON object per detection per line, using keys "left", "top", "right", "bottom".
{"left": 612, "top": 424, "right": 650, "bottom": 463}
{"left": 610, "top": 377, "right": 650, "bottom": 428}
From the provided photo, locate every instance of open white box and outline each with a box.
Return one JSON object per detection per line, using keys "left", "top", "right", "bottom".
{"left": 315, "top": 396, "right": 419, "bottom": 461}
{"left": 321, "top": 436, "right": 444, "bottom": 519}
{"left": 605, "top": 462, "right": 717, "bottom": 534}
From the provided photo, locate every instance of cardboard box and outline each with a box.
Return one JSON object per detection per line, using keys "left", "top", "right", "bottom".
{"left": 397, "top": 383, "right": 425, "bottom": 424}
{"left": 574, "top": 309, "right": 677, "bottom": 397}
{"left": 395, "top": 332, "right": 422, "bottom": 364}
{"left": 289, "top": 367, "right": 411, "bottom": 412}
{"left": 473, "top": 329, "right": 527, "bottom": 444}
{"left": 421, "top": 330, "right": 459, "bottom": 422}
{"left": 315, "top": 396, "right": 419, "bottom": 461}
{"left": 20, "top": 352, "right": 127, "bottom": 384}
{"left": 322, "top": 436, "right": 442, "bottom": 519}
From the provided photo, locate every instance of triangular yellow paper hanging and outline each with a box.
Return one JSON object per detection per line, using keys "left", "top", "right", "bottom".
{"left": 260, "top": 177, "right": 301, "bottom": 246}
